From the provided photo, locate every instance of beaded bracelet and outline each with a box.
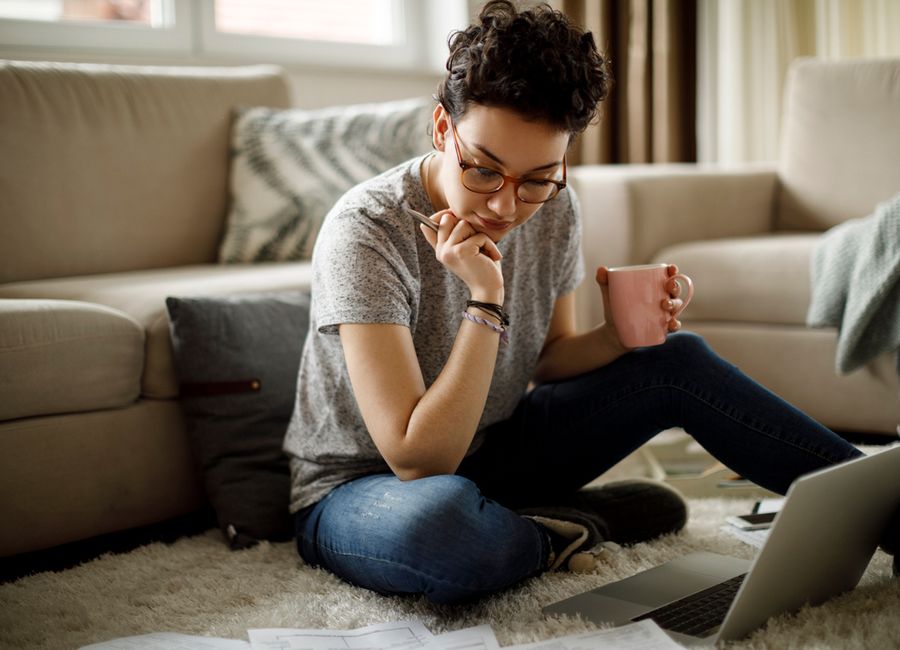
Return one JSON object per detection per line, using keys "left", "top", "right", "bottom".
{"left": 461, "top": 310, "right": 509, "bottom": 345}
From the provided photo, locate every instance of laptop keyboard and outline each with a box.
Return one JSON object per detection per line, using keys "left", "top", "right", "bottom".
{"left": 632, "top": 573, "right": 748, "bottom": 638}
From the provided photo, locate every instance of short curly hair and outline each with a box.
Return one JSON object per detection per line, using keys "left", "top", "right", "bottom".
{"left": 437, "top": 1, "right": 610, "bottom": 134}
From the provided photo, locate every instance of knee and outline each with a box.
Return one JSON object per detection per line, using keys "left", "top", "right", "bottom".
{"left": 665, "top": 331, "right": 713, "bottom": 358}
{"left": 382, "top": 475, "right": 492, "bottom": 556}
{"left": 651, "top": 331, "right": 721, "bottom": 370}
{"left": 398, "top": 475, "right": 544, "bottom": 604}
{"left": 406, "top": 474, "right": 484, "bottom": 521}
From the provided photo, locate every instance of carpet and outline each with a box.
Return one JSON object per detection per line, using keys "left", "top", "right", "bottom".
{"left": 1, "top": 498, "right": 898, "bottom": 650}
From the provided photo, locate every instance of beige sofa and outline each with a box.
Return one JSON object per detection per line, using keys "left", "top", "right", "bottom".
{"left": 571, "top": 57, "right": 899, "bottom": 437}
{"left": 0, "top": 58, "right": 897, "bottom": 560}
{"left": 0, "top": 61, "right": 311, "bottom": 557}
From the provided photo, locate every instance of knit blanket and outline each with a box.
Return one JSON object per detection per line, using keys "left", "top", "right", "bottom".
{"left": 806, "top": 193, "right": 900, "bottom": 375}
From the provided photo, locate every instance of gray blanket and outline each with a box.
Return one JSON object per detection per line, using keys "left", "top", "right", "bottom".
{"left": 806, "top": 193, "right": 900, "bottom": 375}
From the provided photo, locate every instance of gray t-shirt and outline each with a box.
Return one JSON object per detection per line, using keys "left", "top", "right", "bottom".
{"left": 284, "top": 155, "right": 585, "bottom": 513}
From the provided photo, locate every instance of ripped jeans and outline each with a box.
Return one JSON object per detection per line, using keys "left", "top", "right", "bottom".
{"left": 294, "top": 332, "right": 862, "bottom": 603}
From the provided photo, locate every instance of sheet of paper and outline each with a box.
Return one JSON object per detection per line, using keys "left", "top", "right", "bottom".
{"left": 504, "top": 620, "right": 684, "bottom": 650}
{"left": 721, "top": 524, "right": 770, "bottom": 549}
{"left": 248, "top": 619, "right": 433, "bottom": 650}
{"left": 79, "top": 632, "right": 249, "bottom": 649}
{"left": 753, "top": 497, "right": 785, "bottom": 514}
{"left": 424, "top": 625, "right": 499, "bottom": 650}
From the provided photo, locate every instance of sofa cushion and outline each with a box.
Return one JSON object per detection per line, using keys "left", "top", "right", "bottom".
{"left": 218, "top": 97, "right": 433, "bottom": 263}
{"left": 777, "top": 58, "right": 900, "bottom": 231}
{"left": 166, "top": 291, "right": 311, "bottom": 549}
{"left": 653, "top": 233, "right": 820, "bottom": 325}
{"left": 0, "top": 61, "right": 291, "bottom": 284}
{"left": 0, "top": 299, "right": 143, "bottom": 420}
{"left": 0, "top": 263, "right": 313, "bottom": 399}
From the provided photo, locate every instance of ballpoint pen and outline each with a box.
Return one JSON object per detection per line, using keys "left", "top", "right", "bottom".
{"left": 403, "top": 205, "right": 438, "bottom": 232}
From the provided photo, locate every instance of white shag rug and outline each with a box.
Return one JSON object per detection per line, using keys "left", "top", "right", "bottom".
{"left": 1, "top": 498, "right": 898, "bottom": 650}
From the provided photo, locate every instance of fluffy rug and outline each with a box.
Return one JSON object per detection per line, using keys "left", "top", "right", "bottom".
{"left": 1, "top": 498, "right": 898, "bottom": 650}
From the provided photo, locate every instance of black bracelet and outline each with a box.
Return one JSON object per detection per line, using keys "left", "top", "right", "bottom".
{"left": 466, "top": 300, "right": 510, "bottom": 327}
{"left": 469, "top": 305, "right": 503, "bottom": 325}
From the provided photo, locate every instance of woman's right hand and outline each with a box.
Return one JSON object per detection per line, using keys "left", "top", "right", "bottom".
{"left": 420, "top": 210, "right": 505, "bottom": 303}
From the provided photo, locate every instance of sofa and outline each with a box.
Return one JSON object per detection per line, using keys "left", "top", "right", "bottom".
{"left": 1, "top": 58, "right": 897, "bottom": 560}
{"left": 571, "top": 57, "right": 899, "bottom": 438}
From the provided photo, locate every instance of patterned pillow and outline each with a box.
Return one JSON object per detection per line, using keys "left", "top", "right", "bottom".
{"left": 219, "top": 97, "right": 434, "bottom": 263}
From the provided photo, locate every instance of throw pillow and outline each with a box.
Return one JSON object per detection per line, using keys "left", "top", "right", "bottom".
{"left": 165, "top": 291, "right": 311, "bottom": 549}
{"left": 218, "top": 97, "right": 434, "bottom": 263}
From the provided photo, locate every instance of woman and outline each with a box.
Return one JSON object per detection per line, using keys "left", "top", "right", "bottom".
{"left": 284, "top": 1, "right": 877, "bottom": 604}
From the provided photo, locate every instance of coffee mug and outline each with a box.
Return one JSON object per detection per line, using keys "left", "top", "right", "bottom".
{"left": 606, "top": 263, "right": 694, "bottom": 348}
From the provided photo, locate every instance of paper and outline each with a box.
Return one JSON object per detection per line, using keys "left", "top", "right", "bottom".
{"left": 248, "top": 619, "right": 434, "bottom": 650}
{"left": 721, "top": 524, "right": 770, "bottom": 549}
{"left": 81, "top": 617, "right": 670, "bottom": 650}
{"left": 504, "top": 620, "right": 684, "bottom": 650}
{"left": 426, "top": 625, "right": 499, "bottom": 650}
{"left": 753, "top": 497, "right": 785, "bottom": 514}
{"left": 79, "top": 632, "right": 249, "bottom": 649}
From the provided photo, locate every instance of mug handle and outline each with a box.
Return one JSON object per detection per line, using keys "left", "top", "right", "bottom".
{"left": 666, "top": 273, "right": 694, "bottom": 319}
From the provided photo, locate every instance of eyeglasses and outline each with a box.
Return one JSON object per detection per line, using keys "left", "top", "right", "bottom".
{"left": 450, "top": 119, "right": 567, "bottom": 204}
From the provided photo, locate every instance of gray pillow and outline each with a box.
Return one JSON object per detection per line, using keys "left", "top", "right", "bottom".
{"left": 218, "top": 97, "right": 434, "bottom": 263}
{"left": 165, "top": 291, "right": 310, "bottom": 549}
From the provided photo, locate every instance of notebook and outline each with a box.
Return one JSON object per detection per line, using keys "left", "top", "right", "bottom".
{"left": 543, "top": 445, "right": 900, "bottom": 644}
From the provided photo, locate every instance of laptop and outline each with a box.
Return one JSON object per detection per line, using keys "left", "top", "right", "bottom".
{"left": 543, "top": 445, "right": 900, "bottom": 645}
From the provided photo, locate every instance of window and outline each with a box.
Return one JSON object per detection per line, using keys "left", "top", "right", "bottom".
{"left": 198, "top": 0, "right": 421, "bottom": 69}
{"left": 0, "top": 0, "right": 466, "bottom": 71}
{"left": 213, "top": 0, "right": 395, "bottom": 45}
{"left": 0, "top": 0, "right": 189, "bottom": 52}
{"left": 0, "top": 0, "right": 169, "bottom": 26}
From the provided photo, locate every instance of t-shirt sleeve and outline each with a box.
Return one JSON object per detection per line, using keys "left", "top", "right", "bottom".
{"left": 556, "top": 188, "right": 586, "bottom": 297}
{"left": 312, "top": 208, "right": 416, "bottom": 335}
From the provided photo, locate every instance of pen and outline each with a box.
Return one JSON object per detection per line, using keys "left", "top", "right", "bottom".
{"left": 403, "top": 206, "right": 438, "bottom": 232}
{"left": 403, "top": 205, "right": 491, "bottom": 257}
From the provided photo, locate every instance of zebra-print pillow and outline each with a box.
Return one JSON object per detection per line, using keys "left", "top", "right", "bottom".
{"left": 218, "top": 97, "right": 433, "bottom": 263}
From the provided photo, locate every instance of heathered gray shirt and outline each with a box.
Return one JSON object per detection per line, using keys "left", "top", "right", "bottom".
{"left": 284, "top": 155, "right": 584, "bottom": 513}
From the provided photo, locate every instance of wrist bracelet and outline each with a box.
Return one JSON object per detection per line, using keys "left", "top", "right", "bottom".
{"left": 469, "top": 305, "right": 503, "bottom": 325}
{"left": 465, "top": 300, "right": 510, "bottom": 327}
{"left": 461, "top": 310, "right": 509, "bottom": 345}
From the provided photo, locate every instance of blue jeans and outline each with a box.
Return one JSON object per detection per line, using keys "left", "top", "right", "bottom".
{"left": 295, "top": 332, "right": 861, "bottom": 603}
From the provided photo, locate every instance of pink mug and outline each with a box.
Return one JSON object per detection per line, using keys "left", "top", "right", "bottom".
{"left": 606, "top": 263, "right": 694, "bottom": 348}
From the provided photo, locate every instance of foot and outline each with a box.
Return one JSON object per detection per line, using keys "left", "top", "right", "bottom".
{"left": 549, "top": 478, "right": 688, "bottom": 545}
{"left": 520, "top": 506, "right": 611, "bottom": 572}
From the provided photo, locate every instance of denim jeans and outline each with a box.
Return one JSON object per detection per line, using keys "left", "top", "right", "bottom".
{"left": 295, "top": 332, "right": 862, "bottom": 604}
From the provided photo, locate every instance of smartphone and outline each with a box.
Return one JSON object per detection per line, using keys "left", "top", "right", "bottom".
{"left": 726, "top": 511, "right": 777, "bottom": 530}
{"left": 403, "top": 206, "right": 438, "bottom": 232}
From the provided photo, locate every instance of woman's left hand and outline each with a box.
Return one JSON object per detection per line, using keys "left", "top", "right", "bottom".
{"left": 662, "top": 264, "right": 685, "bottom": 332}
{"left": 595, "top": 264, "right": 685, "bottom": 335}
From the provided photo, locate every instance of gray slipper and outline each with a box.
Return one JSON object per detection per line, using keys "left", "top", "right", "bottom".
{"left": 520, "top": 506, "right": 612, "bottom": 572}
{"left": 524, "top": 478, "right": 688, "bottom": 546}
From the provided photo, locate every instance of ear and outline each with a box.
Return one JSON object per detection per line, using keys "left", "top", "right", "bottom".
{"left": 432, "top": 104, "right": 450, "bottom": 152}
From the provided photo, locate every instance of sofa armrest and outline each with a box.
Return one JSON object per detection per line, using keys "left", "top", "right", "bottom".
{"left": 0, "top": 299, "right": 144, "bottom": 421}
{"left": 569, "top": 163, "right": 779, "bottom": 330}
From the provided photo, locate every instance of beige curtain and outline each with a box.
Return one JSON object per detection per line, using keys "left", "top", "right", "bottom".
{"left": 561, "top": 0, "right": 697, "bottom": 165}
{"left": 698, "top": 0, "right": 900, "bottom": 164}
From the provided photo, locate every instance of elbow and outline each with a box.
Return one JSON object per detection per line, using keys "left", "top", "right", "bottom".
{"left": 377, "top": 422, "right": 467, "bottom": 481}
{"left": 394, "top": 467, "right": 438, "bottom": 482}
{"left": 391, "top": 461, "right": 459, "bottom": 482}
{"left": 387, "top": 449, "right": 461, "bottom": 482}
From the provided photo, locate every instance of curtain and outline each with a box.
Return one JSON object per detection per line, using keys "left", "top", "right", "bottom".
{"left": 698, "top": 0, "right": 900, "bottom": 164}
{"left": 561, "top": 0, "right": 697, "bottom": 165}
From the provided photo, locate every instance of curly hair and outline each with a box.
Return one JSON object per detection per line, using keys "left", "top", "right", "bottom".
{"left": 436, "top": 0, "right": 610, "bottom": 134}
